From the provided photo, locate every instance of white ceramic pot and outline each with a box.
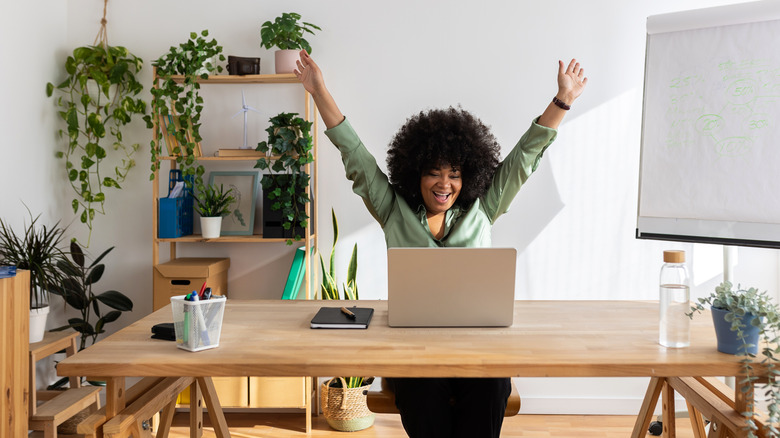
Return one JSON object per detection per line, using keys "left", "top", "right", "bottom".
{"left": 201, "top": 216, "right": 222, "bottom": 239}
{"left": 274, "top": 49, "right": 300, "bottom": 74}
{"left": 30, "top": 305, "right": 50, "bottom": 343}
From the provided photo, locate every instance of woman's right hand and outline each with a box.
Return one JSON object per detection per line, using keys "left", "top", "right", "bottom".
{"left": 294, "top": 50, "right": 345, "bottom": 129}
{"left": 294, "top": 50, "right": 326, "bottom": 97}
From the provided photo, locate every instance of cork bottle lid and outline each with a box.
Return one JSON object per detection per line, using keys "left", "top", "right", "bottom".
{"left": 663, "top": 250, "right": 685, "bottom": 263}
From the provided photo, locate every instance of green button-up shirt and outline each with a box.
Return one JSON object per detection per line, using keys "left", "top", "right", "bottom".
{"left": 324, "top": 117, "right": 557, "bottom": 248}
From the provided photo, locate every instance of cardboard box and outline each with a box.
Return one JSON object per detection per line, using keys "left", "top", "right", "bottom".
{"left": 178, "top": 377, "right": 249, "bottom": 407}
{"left": 153, "top": 258, "right": 230, "bottom": 311}
{"left": 249, "top": 377, "right": 307, "bottom": 408}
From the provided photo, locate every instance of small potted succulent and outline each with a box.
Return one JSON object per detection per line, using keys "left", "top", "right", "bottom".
{"left": 260, "top": 12, "right": 321, "bottom": 74}
{"left": 194, "top": 184, "right": 236, "bottom": 239}
{"left": 688, "top": 281, "right": 780, "bottom": 437}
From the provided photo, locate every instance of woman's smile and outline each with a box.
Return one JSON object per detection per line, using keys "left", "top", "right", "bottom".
{"left": 420, "top": 165, "right": 462, "bottom": 215}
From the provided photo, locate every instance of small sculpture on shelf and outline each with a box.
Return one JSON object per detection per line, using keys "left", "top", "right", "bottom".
{"left": 231, "top": 90, "right": 261, "bottom": 149}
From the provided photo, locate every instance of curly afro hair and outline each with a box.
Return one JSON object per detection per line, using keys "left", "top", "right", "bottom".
{"left": 386, "top": 107, "right": 501, "bottom": 209}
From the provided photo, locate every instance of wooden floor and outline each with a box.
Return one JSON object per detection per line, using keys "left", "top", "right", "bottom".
{"left": 165, "top": 412, "right": 699, "bottom": 437}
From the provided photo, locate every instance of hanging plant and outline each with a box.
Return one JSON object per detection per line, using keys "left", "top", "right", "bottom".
{"left": 255, "top": 112, "right": 314, "bottom": 244}
{"left": 46, "top": 9, "right": 146, "bottom": 247}
{"left": 144, "top": 30, "right": 225, "bottom": 192}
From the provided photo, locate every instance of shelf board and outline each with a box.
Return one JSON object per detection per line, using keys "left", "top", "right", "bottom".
{"left": 159, "top": 155, "right": 263, "bottom": 161}
{"left": 157, "top": 233, "right": 315, "bottom": 243}
{"left": 166, "top": 74, "right": 299, "bottom": 84}
{"left": 158, "top": 153, "right": 297, "bottom": 161}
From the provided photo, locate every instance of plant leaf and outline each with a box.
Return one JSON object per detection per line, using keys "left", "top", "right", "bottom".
{"left": 96, "top": 290, "right": 133, "bottom": 311}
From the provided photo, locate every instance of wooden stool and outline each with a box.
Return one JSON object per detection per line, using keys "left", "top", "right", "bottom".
{"left": 366, "top": 378, "right": 521, "bottom": 416}
{"left": 28, "top": 331, "right": 101, "bottom": 438}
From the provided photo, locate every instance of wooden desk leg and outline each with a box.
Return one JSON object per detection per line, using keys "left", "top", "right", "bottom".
{"left": 157, "top": 399, "right": 178, "bottom": 437}
{"left": 66, "top": 335, "right": 81, "bottom": 389}
{"left": 189, "top": 380, "right": 203, "bottom": 438}
{"left": 632, "top": 377, "right": 664, "bottom": 438}
{"left": 662, "top": 380, "right": 677, "bottom": 438}
{"left": 707, "top": 421, "right": 724, "bottom": 438}
{"left": 686, "top": 400, "right": 707, "bottom": 438}
{"left": 305, "top": 376, "right": 312, "bottom": 434}
{"left": 105, "top": 377, "right": 127, "bottom": 420}
{"left": 196, "top": 377, "right": 230, "bottom": 438}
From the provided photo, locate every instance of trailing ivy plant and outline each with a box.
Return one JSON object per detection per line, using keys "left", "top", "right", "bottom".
{"left": 46, "top": 44, "right": 146, "bottom": 246}
{"left": 144, "top": 30, "right": 225, "bottom": 192}
{"left": 254, "top": 112, "right": 314, "bottom": 244}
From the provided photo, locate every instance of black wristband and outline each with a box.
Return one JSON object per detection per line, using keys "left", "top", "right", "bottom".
{"left": 552, "top": 96, "right": 571, "bottom": 110}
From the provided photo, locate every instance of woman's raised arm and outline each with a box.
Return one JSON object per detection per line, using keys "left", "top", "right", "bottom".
{"left": 537, "top": 58, "right": 588, "bottom": 129}
{"left": 294, "top": 50, "right": 345, "bottom": 129}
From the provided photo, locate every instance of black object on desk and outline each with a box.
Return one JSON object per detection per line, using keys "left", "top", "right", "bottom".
{"left": 310, "top": 307, "right": 374, "bottom": 329}
{"left": 151, "top": 322, "right": 176, "bottom": 341}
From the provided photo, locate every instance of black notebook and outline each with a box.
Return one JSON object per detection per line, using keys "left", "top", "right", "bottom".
{"left": 310, "top": 306, "right": 374, "bottom": 329}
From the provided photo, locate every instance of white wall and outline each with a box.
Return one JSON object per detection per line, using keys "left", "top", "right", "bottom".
{"left": 3, "top": 0, "right": 777, "bottom": 414}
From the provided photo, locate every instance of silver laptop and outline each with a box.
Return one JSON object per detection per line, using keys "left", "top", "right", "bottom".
{"left": 387, "top": 247, "right": 517, "bottom": 327}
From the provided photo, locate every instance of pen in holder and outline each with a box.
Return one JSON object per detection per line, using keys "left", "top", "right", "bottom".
{"left": 171, "top": 294, "right": 226, "bottom": 352}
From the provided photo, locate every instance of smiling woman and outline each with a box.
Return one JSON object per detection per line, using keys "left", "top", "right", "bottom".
{"left": 294, "top": 48, "right": 587, "bottom": 437}
{"left": 420, "top": 165, "right": 463, "bottom": 239}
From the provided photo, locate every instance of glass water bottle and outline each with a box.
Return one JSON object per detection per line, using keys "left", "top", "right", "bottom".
{"left": 659, "top": 250, "right": 690, "bottom": 348}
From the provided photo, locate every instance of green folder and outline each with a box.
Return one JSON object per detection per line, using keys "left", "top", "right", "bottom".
{"left": 282, "top": 246, "right": 310, "bottom": 300}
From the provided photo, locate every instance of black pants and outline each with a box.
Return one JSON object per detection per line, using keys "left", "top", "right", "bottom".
{"left": 387, "top": 377, "right": 511, "bottom": 438}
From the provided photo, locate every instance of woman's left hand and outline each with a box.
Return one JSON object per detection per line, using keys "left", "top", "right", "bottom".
{"left": 556, "top": 59, "right": 588, "bottom": 105}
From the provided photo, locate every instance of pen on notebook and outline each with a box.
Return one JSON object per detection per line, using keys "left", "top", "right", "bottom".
{"left": 341, "top": 306, "right": 357, "bottom": 320}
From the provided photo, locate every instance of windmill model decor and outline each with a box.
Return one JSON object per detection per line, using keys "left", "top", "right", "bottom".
{"left": 231, "top": 89, "right": 261, "bottom": 149}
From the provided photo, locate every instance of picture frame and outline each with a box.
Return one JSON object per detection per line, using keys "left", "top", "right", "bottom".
{"left": 208, "top": 171, "right": 259, "bottom": 235}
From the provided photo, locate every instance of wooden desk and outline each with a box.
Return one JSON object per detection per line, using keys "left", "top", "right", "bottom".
{"left": 58, "top": 300, "right": 760, "bottom": 437}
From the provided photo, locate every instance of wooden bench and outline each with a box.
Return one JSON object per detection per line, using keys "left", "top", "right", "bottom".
{"left": 29, "top": 331, "right": 102, "bottom": 438}
{"left": 75, "top": 377, "right": 164, "bottom": 438}
{"left": 366, "top": 378, "right": 521, "bottom": 417}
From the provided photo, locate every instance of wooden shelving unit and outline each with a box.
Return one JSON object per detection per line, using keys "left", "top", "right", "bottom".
{"left": 151, "top": 72, "right": 319, "bottom": 299}
{"left": 150, "top": 73, "right": 318, "bottom": 430}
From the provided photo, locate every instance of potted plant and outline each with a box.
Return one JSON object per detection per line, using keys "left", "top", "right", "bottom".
{"left": 688, "top": 281, "right": 780, "bottom": 437}
{"left": 46, "top": 44, "right": 147, "bottom": 247}
{"left": 317, "top": 208, "right": 374, "bottom": 432}
{"left": 50, "top": 241, "right": 133, "bottom": 350}
{"left": 194, "top": 184, "right": 236, "bottom": 239}
{"left": 0, "top": 212, "right": 68, "bottom": 343}
{"left": 254, "top": 112, "right": 314, "bottom": 244}
{"left": 260, "top": 12, "right": 321, "bottom": 74}
{"left": 145, "top": 30, "right": 226, "bottom": 192}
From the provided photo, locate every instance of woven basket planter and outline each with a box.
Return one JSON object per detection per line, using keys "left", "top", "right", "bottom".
{"left": 321, "top": 377, "right": 376, "bottom": 432}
